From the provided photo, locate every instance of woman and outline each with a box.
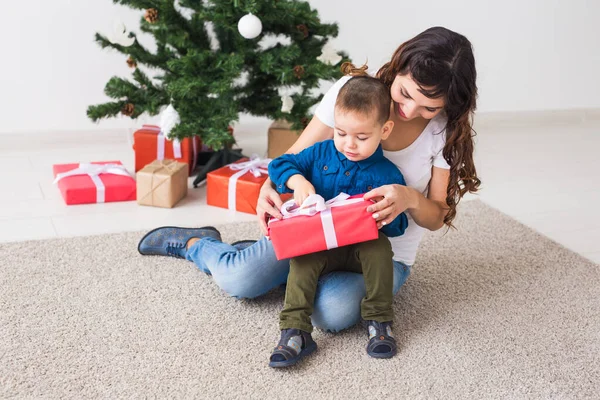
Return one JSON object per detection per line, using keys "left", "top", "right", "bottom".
{"left": 138, "top": 26, "right": 481, "bottom": 333}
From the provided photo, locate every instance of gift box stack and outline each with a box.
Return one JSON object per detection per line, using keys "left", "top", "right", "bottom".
{"left": 267, "top": 194, "right": 379, "bottom": 260}
{"left": 51, "top": 122, "right": 278, "bottom": 214}
{"left": 52, "top": 124, "right": 199, "bottom": 207}
{"left": 132, "top": 124, "right": 200, "bottom": 175}
{"left": 132, "top": 124, "right": 199, "bottom": 208}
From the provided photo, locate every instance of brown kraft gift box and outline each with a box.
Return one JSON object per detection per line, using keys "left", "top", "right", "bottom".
{"left": 267, "top": 120, "right": 302, "bottom": 158}
{"left": 136, "top": 159, "right": 188, "bottom": 208}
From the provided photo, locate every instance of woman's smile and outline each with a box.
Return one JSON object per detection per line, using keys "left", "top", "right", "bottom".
{"left": 397, "top": 102, "right": 407, "bottom": 119}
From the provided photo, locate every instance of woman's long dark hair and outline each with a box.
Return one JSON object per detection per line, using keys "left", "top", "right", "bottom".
{"left": 377, "top": 26, "right": 480, "bottom": 227}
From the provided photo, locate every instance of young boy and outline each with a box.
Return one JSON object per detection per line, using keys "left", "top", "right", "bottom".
{"left": 267, "top": 76, "right": 409, "bottom": 368}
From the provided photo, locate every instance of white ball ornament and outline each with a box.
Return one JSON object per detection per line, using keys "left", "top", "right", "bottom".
{"left": 237, "top": 13, "right": 262, "bottom": 39}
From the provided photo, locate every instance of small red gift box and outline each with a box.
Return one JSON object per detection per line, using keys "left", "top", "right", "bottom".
{"left": 53, "top": 161, "right": 136, "bottom": 205}
{"left": 267, "top": 194, "right": 378, "bottom": 260}
{"left": 133, "top": 125, "right": 201, "bottom": 174}
{"left": 206, "top": 157, "right": 270, "bottom": 215}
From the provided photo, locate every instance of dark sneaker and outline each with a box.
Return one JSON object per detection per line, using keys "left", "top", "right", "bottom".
{"left": 137, "top": 226, "right": 221, "bottom": 259}
{"left": 231, "top": 239, "right": 257, "bottom": 251}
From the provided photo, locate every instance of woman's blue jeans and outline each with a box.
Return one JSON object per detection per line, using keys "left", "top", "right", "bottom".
{"left": 186, "top": 236, "right": 411, "bottom": 333}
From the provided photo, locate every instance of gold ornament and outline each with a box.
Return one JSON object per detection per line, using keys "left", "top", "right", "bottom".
{"left": 145, "top": 8, "right": 159, "bottom": 24}
{"left": 121, "top": 103, "right": 135, "bottom": 116}
{"left": 296, "top": 24, "right": 309, "bottom": 39}
{"left": 126, "top": 56, "right": 137, "bottom": 68}
{"left": 293, "top": 65, "right": 305, "bottom": 79}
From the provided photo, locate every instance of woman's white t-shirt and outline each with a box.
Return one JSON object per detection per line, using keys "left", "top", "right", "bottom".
{"left": 315, "top": 76, "right": 450, "bottom": 266}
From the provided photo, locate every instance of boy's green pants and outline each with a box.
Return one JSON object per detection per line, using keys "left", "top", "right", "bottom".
{"left": 280, "top": 232, "right": 394, "bottom": 333}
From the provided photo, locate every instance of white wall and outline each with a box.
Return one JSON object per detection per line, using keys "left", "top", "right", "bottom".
{"left": 1, "top": 0, "right": 599, "bottom": 134}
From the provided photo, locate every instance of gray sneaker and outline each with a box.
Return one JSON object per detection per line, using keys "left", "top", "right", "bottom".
{"left": 137, "top": 226, "right": 221, "bottom": 259}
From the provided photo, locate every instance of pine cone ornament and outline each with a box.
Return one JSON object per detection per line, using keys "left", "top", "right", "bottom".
{"left": 296, "top": 24, "right": 309, "bottom": 39}
{"left": 145, "top": 8, "right": 159, "bottom": 24}
{"left": 126, "top": 56, "right": 137, "bottom": 68}
{"left": 293, "top": 65, "right": 305, "bottom": 79}
{"left": 121, "top": 103, "right": 135, "bottom": 117}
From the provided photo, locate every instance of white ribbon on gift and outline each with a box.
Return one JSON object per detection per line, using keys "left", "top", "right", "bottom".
{"left": 142, "top": 125, "right": 183, "bottom": 160}
{"left": 157, "top": 134, "right": 182, "bottom": 159}
{"left": 227, "top": 155, "right": 271, "bottom": 211}
{"left": 53, "top": 163, "right": 131, "bottom": 203}
{"left": 278, "top": 193, "right": 365, "bottom": 250}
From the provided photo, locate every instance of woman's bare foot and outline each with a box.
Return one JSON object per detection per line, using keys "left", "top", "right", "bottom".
{"left": 186, "top": 237, "right": 201, "bottom": 249}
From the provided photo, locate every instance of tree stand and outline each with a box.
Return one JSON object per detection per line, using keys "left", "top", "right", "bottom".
{"left": 192, "top": 147, "right": 245, "bottom": 188}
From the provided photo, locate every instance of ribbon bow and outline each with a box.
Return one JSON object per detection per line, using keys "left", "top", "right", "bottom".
{"left": 53, "top": 163, "right": 132, "bottom": 203}
{"left": 228, "top": 155, "right": 270, "bottom": 178}
{"left": 226, "top": 155, "right": 271, "bottom": 211}
{"left": 280, "top": 193, "right": 362, "bottom": 218}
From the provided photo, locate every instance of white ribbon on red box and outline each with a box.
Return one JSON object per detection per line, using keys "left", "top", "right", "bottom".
{"left": 227, "top": 155, "right": 271, "bottom": 211}
{"left": 142, "top": 125, "right": 199, "bottom": 171}
{"left": 141, "top": 124, "right": 182, "bottom": 159}
{"left": 53, "top": 163, "right": 131, "bottom": 203}
{"left": 275, "top": 193, "right": 365, "bottom": 250}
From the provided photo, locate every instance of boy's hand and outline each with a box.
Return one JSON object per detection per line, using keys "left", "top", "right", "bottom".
{"left": 294, "top": 182, "right": 316, "bottom": 206}
{"left": 286, "top": 174, "right": 316, "bottom": 206}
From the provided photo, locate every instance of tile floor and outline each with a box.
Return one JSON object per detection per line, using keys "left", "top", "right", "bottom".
{"left": 1, "top": 112, "right": 598, "bottom": 263}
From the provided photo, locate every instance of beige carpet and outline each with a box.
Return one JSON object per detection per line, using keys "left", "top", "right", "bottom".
{"left": 1, "top": 201, "right": 598, "bottom": 399}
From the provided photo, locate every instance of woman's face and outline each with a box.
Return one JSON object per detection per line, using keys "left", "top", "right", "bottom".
{"left": 390, "top": 74, "right": 445, "bottom": 121}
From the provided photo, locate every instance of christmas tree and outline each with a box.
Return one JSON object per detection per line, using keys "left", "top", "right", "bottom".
{"left": 88, "top": 0, "right": 347, "bottom": 177}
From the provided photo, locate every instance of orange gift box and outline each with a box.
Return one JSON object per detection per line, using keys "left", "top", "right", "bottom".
{"left": 206, "top": 157, "right": 271, "bottom": 214}
{"left": 133, "top": 125, "right": 200, "bottom": 174}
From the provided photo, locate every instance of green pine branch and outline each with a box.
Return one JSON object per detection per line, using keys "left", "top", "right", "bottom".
{"left": 94, "top": 33, "right": 175, "bottom": 69}
{"left": 111, "top": 0, "right": 157, "bottom": 9}
{"left": 87, "top": 102, "right": 125, "bottom": 122}
{"left": 89, "top": 0, "right": 348, "bottom": 150}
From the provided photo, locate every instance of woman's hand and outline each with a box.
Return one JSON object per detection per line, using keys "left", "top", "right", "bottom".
{"left": 256, "top": 178, "right": 284, "bottom": 235}
{"left": 363, "top": 184, "right": 418, "bottom": 229}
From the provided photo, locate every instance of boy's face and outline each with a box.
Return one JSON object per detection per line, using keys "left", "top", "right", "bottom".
{"left": 333, "top": 108, "right": 393, "bottom": 162}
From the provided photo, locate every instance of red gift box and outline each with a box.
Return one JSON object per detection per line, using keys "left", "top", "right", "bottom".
{"left": 53, "top": 161, "right": 136, "bottom": 205}
{"left": 133, "top": 125, "right": 201, "bottom": 174}
{"left": 206, "top": 157, "right": 270, "bottom": 215}
{"left": 268, "top": 194, "right": 379, "bottom": 260}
